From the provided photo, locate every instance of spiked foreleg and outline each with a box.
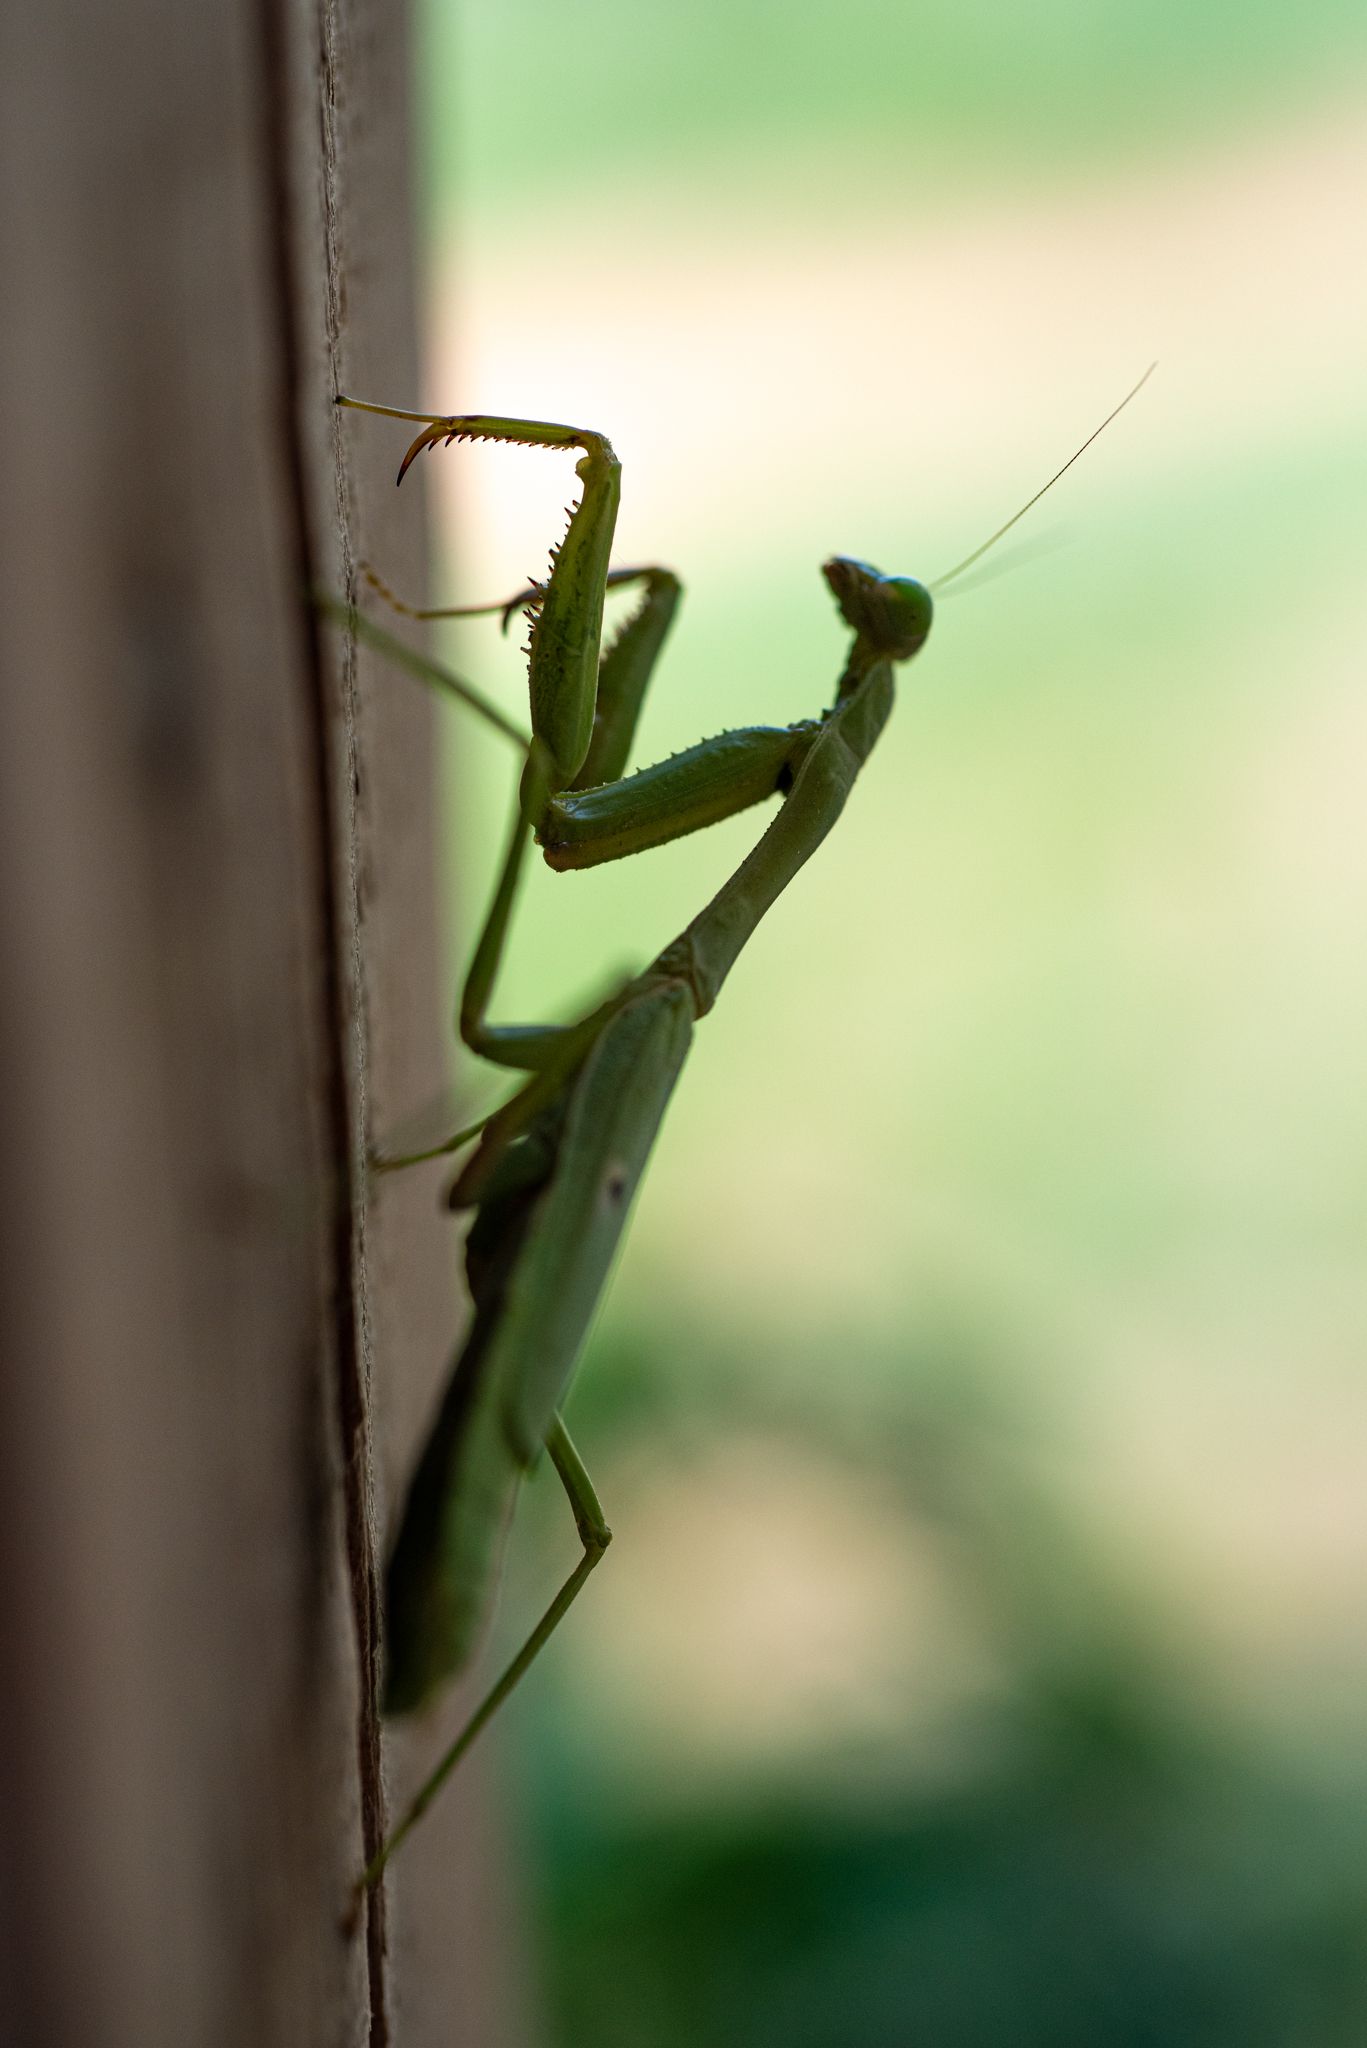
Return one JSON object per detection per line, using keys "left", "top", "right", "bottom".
{"left": 338, "top": 397, "right": 623, "bottom": 787}
{"left": 540, "top": 720, "right": 821, "bottom": 870}
{"left": 572, "top": 567, "right": 682, "bottom": 789}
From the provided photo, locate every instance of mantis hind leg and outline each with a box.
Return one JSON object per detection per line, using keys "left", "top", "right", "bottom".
{"left": 359, "top": 1413, "right": 611, "bottom": 1895}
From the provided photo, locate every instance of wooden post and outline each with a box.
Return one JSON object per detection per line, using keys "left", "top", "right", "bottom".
{"left": 0, "top": 3, "right": 510, "bottom": 2041}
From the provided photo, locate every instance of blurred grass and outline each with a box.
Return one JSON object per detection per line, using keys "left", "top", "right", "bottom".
{"left": 424, "top": 0, "right": 1367, "bottom": 217}
{"left": 403, "top": 1, "right": 1367, "bottom": 2038}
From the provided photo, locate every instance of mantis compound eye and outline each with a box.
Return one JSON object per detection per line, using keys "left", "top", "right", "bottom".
{"left": 875, "top": 576, "right": 934, "bottom": 660}
{"left": 822, "top": 557, "right": 933, "bottom": 662}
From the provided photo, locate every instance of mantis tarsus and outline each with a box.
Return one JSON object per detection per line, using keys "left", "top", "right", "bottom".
{"left": 330, "top": 366, "right": 1153, "bottom": 1890}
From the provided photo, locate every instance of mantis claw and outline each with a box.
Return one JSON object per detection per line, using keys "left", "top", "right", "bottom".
{"left": 396, "top": 420, "right": 461, "bottom": 483}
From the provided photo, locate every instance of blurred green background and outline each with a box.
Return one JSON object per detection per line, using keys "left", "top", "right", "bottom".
{"left": 405, "top": 2, "right": 1367, "bottom": 2039}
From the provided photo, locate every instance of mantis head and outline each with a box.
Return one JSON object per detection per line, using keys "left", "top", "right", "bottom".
{"left": 823, "top": 557, "right": 934, "bottom": 663}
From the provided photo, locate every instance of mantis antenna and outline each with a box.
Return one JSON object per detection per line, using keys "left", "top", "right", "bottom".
{"left": 929, "top": 362, "right": 1156, "bottom": 594}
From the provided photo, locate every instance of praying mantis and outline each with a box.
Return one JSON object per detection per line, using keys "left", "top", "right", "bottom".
{"left": 329, "top": 367, "right": 1153, "bottom": 1890}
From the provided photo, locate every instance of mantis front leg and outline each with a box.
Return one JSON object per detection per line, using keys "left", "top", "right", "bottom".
{"left": 338, "top": 398, "right": 826, "bottom": 1061}
{"left": 339, "top": 399, "right": 621, "bottom": 787}
{"left": 342, "top": 406, "right": 687, "bottom": 1080}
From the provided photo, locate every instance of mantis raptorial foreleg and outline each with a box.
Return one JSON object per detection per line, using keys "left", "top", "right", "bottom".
{"left": 329, "top": 367, "right": 1153, "bottom": 1892}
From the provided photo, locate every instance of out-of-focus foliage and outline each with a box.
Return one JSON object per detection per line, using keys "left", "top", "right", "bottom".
{"left": 426, "top": 0, "right": 1367, "bottom": 214}
{"left": 410, "top": 2, "right": 1367, "bottom": 2038}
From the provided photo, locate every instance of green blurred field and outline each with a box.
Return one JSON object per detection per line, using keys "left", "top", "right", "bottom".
{"left": 401, "top": 4, "right": 1367, "bottom": 2038}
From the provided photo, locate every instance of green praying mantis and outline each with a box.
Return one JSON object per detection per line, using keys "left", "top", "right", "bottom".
{"left": 329, "top": 365, "right": 1153, "bottom": 1890}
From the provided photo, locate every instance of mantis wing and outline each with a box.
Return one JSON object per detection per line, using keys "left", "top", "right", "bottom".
{"left": 384, "top": 978, "right": 693, "bottom": 1713}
